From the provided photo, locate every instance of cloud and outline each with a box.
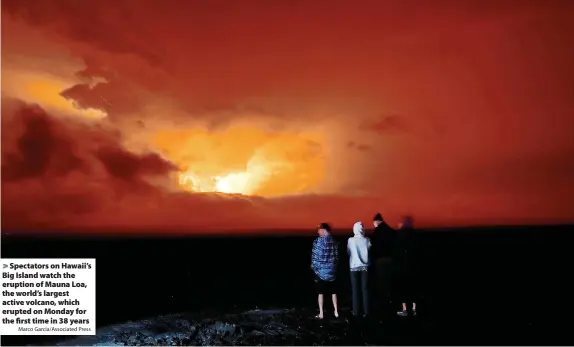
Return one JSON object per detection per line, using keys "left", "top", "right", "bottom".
{"left": 2, "top": 103, "right": 85, "bottom": 181}
{"left": 2, "top": 95, "right": 572, "bottom": 233}
{"left": 347, "top": 141, "right": 372, "bottom": 152}
{"left": 2, "top": 1, "right": 574, "bottom": 231}
{"left": 0, "top": 98, "right": 397, "bottom": 231}
{"left": 1, "top": 98, "right": 175, "bottom": 226}
{"left": 359, "top": 115, "right": 409, "bottom": 135}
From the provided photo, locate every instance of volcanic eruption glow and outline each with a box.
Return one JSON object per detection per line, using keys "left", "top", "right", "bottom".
{"left": 178, "top": 171, "right": 257, "bottom": 195}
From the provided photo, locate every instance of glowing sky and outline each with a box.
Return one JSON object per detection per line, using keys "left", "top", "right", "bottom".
{"left": 2, "top": 0, "right": 573, "bottom": 232}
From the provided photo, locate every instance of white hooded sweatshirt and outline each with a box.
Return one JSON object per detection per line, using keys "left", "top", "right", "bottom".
{"left": 348, "top": 222, "right": 371, "bottom": 270}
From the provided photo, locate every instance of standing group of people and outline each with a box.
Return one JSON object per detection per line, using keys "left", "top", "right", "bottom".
{"left": 310, "top": 213, "right": 418, "bottom": 320}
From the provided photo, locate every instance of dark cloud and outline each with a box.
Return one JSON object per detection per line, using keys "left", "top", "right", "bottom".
{"left": 2, "top": 103, "right": 84, "bottom": 181}
{"left": 0, "top": 99, "right": 175, "bottom": 229}
{"left": 96, "top": 147, "right": 176, "bottom": 180}
{"left": 2, "top": 0, "right": 574, "bottom": 231}
{"left": 347, "top": 141, "right": 372, "bottom": 152}
{"left": 359, "top": 115, "right": 409, "bottom": 135}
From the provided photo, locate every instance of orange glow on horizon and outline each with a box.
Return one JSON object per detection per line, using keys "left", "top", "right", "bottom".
{"left": 153, "top": 127, "right": 327, "bottom": 197}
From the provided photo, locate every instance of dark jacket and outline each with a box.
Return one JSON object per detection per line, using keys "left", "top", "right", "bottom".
{"left": 370, "top": 221, "right": 396, "bottom": 260}
{"left": 393, "top": 226, "right": 417, "bottom": 274}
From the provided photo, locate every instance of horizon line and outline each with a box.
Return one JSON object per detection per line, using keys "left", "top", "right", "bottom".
{"left": 2, "top": 223, "right": 572, "bottom": 238}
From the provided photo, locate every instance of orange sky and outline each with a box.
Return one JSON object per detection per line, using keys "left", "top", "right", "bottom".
{"left": 2, "top": 0, "right": 573, "bottom": 233}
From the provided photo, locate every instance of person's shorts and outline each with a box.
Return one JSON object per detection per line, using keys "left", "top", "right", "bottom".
{"left": 314, "top": 278, "right": 337, "bottom": 294}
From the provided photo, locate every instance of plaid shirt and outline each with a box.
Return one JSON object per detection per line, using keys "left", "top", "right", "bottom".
{"left": 311, "top": 234, "right": 339, "bottom": 281}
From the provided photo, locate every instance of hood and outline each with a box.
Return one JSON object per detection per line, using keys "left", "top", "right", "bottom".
{"left": 353, "top": 222, "right": 365, "bottom": 237}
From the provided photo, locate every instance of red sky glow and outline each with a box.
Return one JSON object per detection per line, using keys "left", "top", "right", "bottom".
{"left": 2, "top": 0, "right": 573, "bottom": 233}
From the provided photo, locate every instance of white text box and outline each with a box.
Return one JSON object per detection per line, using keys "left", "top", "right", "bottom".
{"left": 1, "top": 258, "right": 96, "bottom": 335}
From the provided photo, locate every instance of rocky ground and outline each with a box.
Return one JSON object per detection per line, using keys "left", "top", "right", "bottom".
{"left": 55, "top": 307, "right": 425, "bottom": 346}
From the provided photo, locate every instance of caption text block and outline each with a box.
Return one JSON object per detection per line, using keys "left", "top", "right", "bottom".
{"left": 1, "top": 258, "right": 96, "bottom": 335}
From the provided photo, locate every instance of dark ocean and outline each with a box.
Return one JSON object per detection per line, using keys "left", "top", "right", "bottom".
{"left": 2, "top": 225, "right": 573, "bottom": 346}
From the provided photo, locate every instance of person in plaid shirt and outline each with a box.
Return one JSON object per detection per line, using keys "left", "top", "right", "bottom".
{"left": 311, "top": 223, "right": 340, "bottom": 319}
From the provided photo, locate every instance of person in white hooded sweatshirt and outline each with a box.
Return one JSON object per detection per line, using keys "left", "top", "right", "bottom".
{"left": 348, "top": 221, "right": 371, "bottom": 317}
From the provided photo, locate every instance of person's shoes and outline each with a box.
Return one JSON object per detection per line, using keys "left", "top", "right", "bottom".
{"left": 397, "top": 310, "right": 408, "bottom": 317}
{"left": 412, "top": 309, "right": 417, "bottom": 317}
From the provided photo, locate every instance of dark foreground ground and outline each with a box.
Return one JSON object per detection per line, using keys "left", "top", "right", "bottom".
{"left": 2, "top": 225, "right": 574, "bottom": 345}
{"left": 41, "top": 308, "right": 430, "bottom": 346}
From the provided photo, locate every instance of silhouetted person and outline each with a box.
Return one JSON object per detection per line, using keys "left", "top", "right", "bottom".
{"left": 311, "top": 223, "right": 340, "bottom": 319}
{"left": 370, "top": 212, "right": 396, "bottom": 313}
{"left": 348, "top": 221, "right": 371, "bottom": 318}
{"left": 394, "top": 216, "right": 418, "bottom": 317}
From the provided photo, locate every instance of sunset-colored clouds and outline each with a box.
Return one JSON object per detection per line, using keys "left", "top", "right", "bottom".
{"left": 2, "top": 0, "right": 573, "bottom": 232}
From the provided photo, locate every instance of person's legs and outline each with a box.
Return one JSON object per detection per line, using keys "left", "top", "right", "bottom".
{"left": 373, "top": 260, "right": 384, "bottom": 312}
{"left": 326, "top": 280, "right": 339, "bottom": 318}
{"left": 361, "top": 270, "right": 370, "bottom": 316}
{"left": 397, "top": 287, "right": 409, "bottom": 317}
{"left": 368, "top": 264, "right": 377, "bottom": 305}
{"left": 331, "top": 293, "right": 339, "bottom": 318}
{"left": 317, "top": 294, "right": 324, "bottom": 318}
{"left": 397, "top": 272, "right": 415, "bottom": 317}
{"left": 350, "top": 271, "right": 361, "bottom": 316}
{"left": 408, "top": 274, "right": 417, "bottom": 315}
{"left": 315, "top": 279, "right": 325, "bottom": 318}
{"left": 377, "top": 259, "right": 393, "bottom": 312}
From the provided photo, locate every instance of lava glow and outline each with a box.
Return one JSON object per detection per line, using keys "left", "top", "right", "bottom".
{"left": 214, "top": 172, "right": 253, "bottom": 194}
{"left": 178, "top": 171, "right": 256, "bottom": 195}
{"left": 155, "top": 127, "right": 326, "bottom": 197}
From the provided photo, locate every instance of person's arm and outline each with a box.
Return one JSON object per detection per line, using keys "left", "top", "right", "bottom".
{"left": 347, "top": 239, "right": 351, "bottom": 256}
{"left": 311, "top": 240, "right": 316, "bottom": 271}
{"left": 334, "top": 240, "right": 339, "bottom": 265}
{"left": 311, "top": 238, "right": 323, "bottom": 274}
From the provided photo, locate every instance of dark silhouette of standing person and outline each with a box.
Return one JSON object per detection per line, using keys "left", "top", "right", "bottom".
{"left": 370, "top": 212, "right": 396, "bottom": 314}
{"left": 394, "top": 215, "right": 418, "bottom": 317}
{"left": 311, "top": 223, "right": 340, "bottom": 319}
